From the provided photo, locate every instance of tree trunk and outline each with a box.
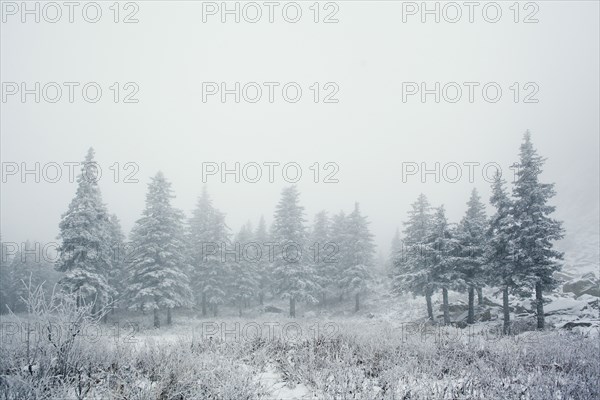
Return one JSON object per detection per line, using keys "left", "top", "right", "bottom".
{"left": 167, "top": 308, "right": 172, "bottom": 325}
{"left": 503, "top": 286, "right": 510, "bottom": 335}
{"left": 467, "top": 286, "right": 475, "bottom": 324}
{"left": 213, "top": 303, "right": 218, "bottom": 318}
{"left": 153, "top": 308, "right": 160, "bottom": 328}
{"left": 425, "top": 289, "right": 434, "bottom": 321}
{"left": 239, "top": 299, "right": 243, "bottom": 317}
{"left": 259, "top": 292, "right": 264, "bottom": 306}
{"left": 339, "top": 293, "right": 343, "bottom": 303}
{"left": 477, "top": 287, "right": 483, "bottom": 305}
{"left": 289, "top": 297, "right": 296, "bottom": 318}
{"left": 535, "top": 282, "right": 545, "bottom": 330}
{"left": 354, "top": 293, "right": 360, "bottom": 312}
{"left": 201, "top": 293, "right": 207, "bottom": 317}
{"left": 321, "top": 292, "right": 327, "bottom": 308}
{"left": 442, "top": 288, "right": 450, "bottom": 325}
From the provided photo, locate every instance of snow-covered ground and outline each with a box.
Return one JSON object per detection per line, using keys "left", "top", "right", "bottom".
{"left": 1, "top": 278, "right": 598, "bottom": 399}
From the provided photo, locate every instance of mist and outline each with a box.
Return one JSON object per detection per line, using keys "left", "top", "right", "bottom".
{"left": 1, "top": 2, "right": 599, "bottom": 399}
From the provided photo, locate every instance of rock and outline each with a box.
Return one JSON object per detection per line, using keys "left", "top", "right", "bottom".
{"left": 454, "top": 320, "right": 468, "bottom": 329}
{"left": 583, "top": 297, "right": 599, "bottom": 309}
{"left": 554, "top": 270, "right": 576, "bottom": 283}
{"left": 480, "top": 309, "right": 492, "bottom": 322}
{"left": 263, "top": 305, "right": 283, "bottom": 313}
{"left": 563, "top": 274, "right": 600, "bottom": 298}
{"left": 513, "top": 304, "right": 534, "bottom": 315}
{"left": 438, "top": 301, "right": 468, "bottom": 313}
{"left": 483, "top": 297, "right": 503, "bottom": 308}
{"left": 581, "top": 272, "right": 598, "bottom": 280}
{"left": 366, "top": 312, "right": 375, "bottom": 319}
{"left": 510, "top": 318, "right": 539, "bottom": 333}
{"left": 304, "top": 311, "right": 316, "bottom": 318}
{"left": 452, "top": 305, "right": 493, "bottom": 324}
{"left": 562, "top": 321, "right": 592, "bottom": 330}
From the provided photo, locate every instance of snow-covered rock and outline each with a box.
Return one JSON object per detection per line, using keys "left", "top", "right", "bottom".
{"left": 562, "top": 272, "right": 599, "bottom": 297}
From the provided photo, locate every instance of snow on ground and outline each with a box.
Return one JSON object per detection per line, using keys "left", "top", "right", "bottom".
{"left": 255, "top": 363, "right": 314, "bottom": 399}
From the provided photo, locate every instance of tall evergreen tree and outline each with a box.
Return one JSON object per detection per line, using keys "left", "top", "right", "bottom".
{"left": 309, "top": 211, "right": 334, "bottom": 306}
{"left": 126, "top": 172, "right": 192, "bottom": 327}
{"left": 339, "top": 203, "right": 375, "bottom": 312}
{"left": 107, "top": 214, "right": 126, "bottom": 311}
{"left": 425, "top": 206, "right": 461, "bottom": 325}
{"left": 392, "top": 194, "right": 434, "bottom": 320}
{"left": 329, "top": 210, "right": 350, "bottom": 301}
{"left": 486, "top": 172, "right": 519, "bottom": 334}
{"left": 254, "top": 216, "right": 271, "bottom": 305}
{"left": 271, "top": 186, "right": 318, "bottom": 317}
{"left": 56, "top": 148, "right": 114, "bottom": 311}
{"left": 229, "top": 223, "right": 258, "bottom": 316}
{"left": 188, "top": 187, "right": 231, "bottom": 317}
{"left": 455, "top": 189, "right": 488, "bottom": 324}
{"left": 511, "top": 131, "right": 564, "bottom": 329}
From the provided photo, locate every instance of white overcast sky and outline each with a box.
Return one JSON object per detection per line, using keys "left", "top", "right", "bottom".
{"left": 1, "top": 1, "right": 599, "bottom": 258}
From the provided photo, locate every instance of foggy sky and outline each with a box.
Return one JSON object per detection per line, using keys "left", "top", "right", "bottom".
{"left": 1, "top": 1, "right": 599, "bottom": 258}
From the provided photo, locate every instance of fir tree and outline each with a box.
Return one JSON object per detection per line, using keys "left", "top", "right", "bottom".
{"left": 229, "top": 223, "right": 258, "bottom": 316}
{"left": 107, "top": 214, "right": 126, "bottom": 311}
{"left": 511, "top": 131, "right": 564, "bottom": 329}
{"left": 188, "top": 187, "right": 231, "bottom": 317}
{"left": 329, "top": 210, "right": 350, "bottom": 301}
{"left": 309, "top": 211, "right": 334, "bottom": 306}
{"left": 126, "top": 172, "right": 192, "bottom": 327}
{"left": 254, "top": 216, "right": 271, "bottom": 305}
{"left": 271, "top": 186, "right": 318, "bottom": 317}
{"left": 56, "top": 148, "right": 114, "bottom": 312}
{"left": 486, "top": 172, "right": 519, "bottom": 334}
{"left": 455, "top": 189, "right": 488, "bottom": 324}
{"left": 425, "top": 206, "right": 461, "bottom": 325}
{"left": 392, "top": 194, "right": 434, "bottom": 320}
{"left": 339, "top": 203, "right": 375, "bottom": 312}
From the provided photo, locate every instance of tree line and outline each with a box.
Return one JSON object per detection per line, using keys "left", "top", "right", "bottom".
{"left": 390, "top": 131, "right": 564, "bottom": 333}
{"left": 0, "top": 131, "right": 563, "bottom": 333}
{"left": 1, "top": 149, "right": 376, "bottom": 326}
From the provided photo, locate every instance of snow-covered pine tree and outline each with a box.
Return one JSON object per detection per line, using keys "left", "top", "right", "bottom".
{"left": 425, "top": 206, "right": 462, "bottom": 325}
{"left": 188, "top": 187, "right": 231, "bottom": 317}
{"left": 511, "top": 131, "right": 564, "bottom": 329}
{"left": 455, "top": 189, "right": 488, "bottom": 324}
{"left": 340, "top": 203, "right": 375, "bottom": 312}
{"left": 309, "top": 210, "right": 335, "bottom": 306}
{"left": 56, "top": 148, "right": 114, "bottom": 312}
{"left": 126, "top": 172, "right": 192, "bottom": 327}
{"left": 329, "top": 210, "right": 350, "bottom": 302}
{"left": 107, "top": 214, "right": 126, "bottom": 311}
{"left": 486, "top": 172, "right": 519, "bottom": 334}
{"left": 254, "top": 215, "right": 272, "bottom": 305}
{"left": 392, "top": 194, "right": 434, "bottom": 320}
{"left": 229, "top": 223, "right": 258, "bottom": 316}
{"left": 271, "top": 186, "right": 318, "bottom": 317}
